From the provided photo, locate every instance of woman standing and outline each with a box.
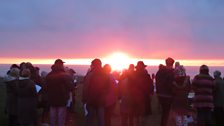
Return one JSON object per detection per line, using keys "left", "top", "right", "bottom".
{"left": 17, "top": 69, "right": 38, "bottom": 126}
{"left": 167, "top": 65, "right": 191, "bottom": 126}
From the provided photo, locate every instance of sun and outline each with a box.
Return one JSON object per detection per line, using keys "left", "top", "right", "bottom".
{"left": 104, "top": 52, "right": 131, "bottom": 71}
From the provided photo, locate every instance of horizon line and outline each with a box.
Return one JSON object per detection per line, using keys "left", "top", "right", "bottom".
{"left": 0, "top": 58, "right": 224, "bottom": 67}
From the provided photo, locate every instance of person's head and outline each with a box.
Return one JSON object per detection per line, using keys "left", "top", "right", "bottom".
{"left": 175, "top": 62, "right": 180, "bottom": 68}
{"left": 9, "top": 68, "right": 20, "bottom": 78}
{"left": 91, "top": 58, "right": 102, "bottom": 69}
{"left": 128, "top": 64, "right": 135, "bottom": 72}
{"left": 103, "top": 64, "right": 112, "bottom": 73}
{"left": 135, "top": 61, "right": 147, "bottom": 70}
{"left": 10, "top": 64, "right": 20, "bottom": 70}
{"left": 213, "top": 70, "right": 221, "bottom": 78}
{"left": 21, "top": 68, "right": 31, "bottom": 78}
{"left": 165, "top": 57, "right": 175, "bottom": 67}
{"left": 35, "top": 67, "right": 40, "bottom": 74}
{"left": 54, "top": 59, "right": 65, "bottom": 66}
{"left": 25, "top": 62, "right": 35, "bottom": 74}
{"left": 19, "top": 62, "right": 26, "bottom": 70}
{"left": 174, "top": 65, "right": 186, "bottom": 77}
{"left": 41, "top": 71, "right": 48, "bottom": 78}
{"left": 53, "top": 59, "right": 65, "bottom": 70}
{"left": 199, "top": 65, "right": 209, "bottom": 75}
{"left": 159, "top": 64, "right": 165, "bottom": 70}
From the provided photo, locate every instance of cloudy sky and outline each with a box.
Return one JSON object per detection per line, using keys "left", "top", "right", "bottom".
{"left": 1, "top": 0, "right": 224, "bottom": 60}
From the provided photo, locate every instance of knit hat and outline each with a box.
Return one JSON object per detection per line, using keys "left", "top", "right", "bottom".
{"left": 174, "top": 65, "right": 186, "bottom": 77}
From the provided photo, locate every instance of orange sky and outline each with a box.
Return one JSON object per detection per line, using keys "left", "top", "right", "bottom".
{"left": 1, "top": 57, "right": 224, "bottom": 67}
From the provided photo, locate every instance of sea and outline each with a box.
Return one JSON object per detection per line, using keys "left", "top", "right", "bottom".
{"left": 1, "top": 64, "right": 224, "bottom": 79}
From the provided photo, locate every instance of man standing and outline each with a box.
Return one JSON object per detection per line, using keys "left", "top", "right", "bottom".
{"left": 46, "top": 59, "right": 73, "bottom": 126}
{"left": 213, "top": 70, "right": 224, "bottom": 126}
{"left": 83, "top": 58, "right": 110, "bottom": 126}
{"left": 192, "top": 65, "right": 215, "bottom": 126}
{"left": 134, "top": 61, "right": 154, "bottom": 126}
{"left": 156, "top": 57, "right": 175, "bottom": 126}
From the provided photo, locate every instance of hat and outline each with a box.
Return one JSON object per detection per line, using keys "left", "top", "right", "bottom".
{"left": 136, "top": 61, "right": 147, "bottom": 68}
{"left": 54, "top": 59, "right": 65, "bottom": 65}
{"left": 91, "top": 58, "right": 102, "bottom": 66}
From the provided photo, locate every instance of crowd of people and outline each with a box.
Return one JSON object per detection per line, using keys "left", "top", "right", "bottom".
{"left": 3, "top": 57, "right": 224, "bottom": 126}
{"left": 4, "top": 59, "right": 76, "bottom": 126}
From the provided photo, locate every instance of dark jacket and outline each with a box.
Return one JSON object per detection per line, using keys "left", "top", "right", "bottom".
{"left": 133, "top": 70, "right": 154, "bottom": 115}
{"left": 213, "top": 77, "right": 224, "bottom": 107}
{"left": 118, "top": 71, "right": 136, "bottom": 114}
{"left": 46, "top": 69, "right": 73, "bottom": 107}
{"left": 192, "top": 74, "right": 215, "bottom": 109}
{"left": 156, "top": 66, "right": 175, "bottom": 97}
{"left": 83, "top": 67, "right": 109, "bottom": 107}
{"left": 171, "top": 76, "right": 191, "bottom": 110}
{"left": 17, "top": 78, "right": 37, "bottom": 124}
{"left": 5, "top": 79, "right": 18, "bottom": 116}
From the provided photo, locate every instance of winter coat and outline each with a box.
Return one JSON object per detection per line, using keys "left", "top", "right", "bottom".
{"left": 17, "top": 78, "right": 37, "bottom": 124}
{"left": 192, "top": 74, "right": 215, "bottom": 109}
{"left": 133, "top": 70, "right": 153, "bottom": 116}
{"left": 46, "top": 70, "right": 73, "bottom": 107}
{"left": 83, "top": 67, "right": 110, "bottom": 107}
{"left": 171, "top": 76, "right": 191, "bottom": 113}
{"left": 104, "top": 74, "right": 117, "bottom": 107}
{"left": 156, "top": 67, "right": 175, "bottom": 98}
{"left": 5, "top": 79, "right": 18, "bottom": 116}
{"left": 213, "top": 77, "right": 224, "bottom": 107}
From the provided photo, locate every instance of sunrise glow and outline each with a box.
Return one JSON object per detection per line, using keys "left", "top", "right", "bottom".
{"left": 0, "top": 57, "right": 224, "bottom": 72}
{"left": 103, "top": 52, "right": 132, "bottom": 71}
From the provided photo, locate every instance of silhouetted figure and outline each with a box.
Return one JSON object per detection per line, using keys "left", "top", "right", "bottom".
{"left": 167, "top": 64, "right": 191, "bottom": 126}
{"left": 103, "top": 64, "right": 117, "bottom": 126}
{"left": 4, "top": 67, "right": 20, "bottom": 126}
{"left": 17, "top": 69, "right": 38, "bottom": 126}
{"left": 46, "top": 59, "right": 73, "bottom": 126}
{"left": 39, "top": 71, "right": 49, "bottom": 125}
{"left": 64, "top": 67, "right": 76, "bottom": 110}
{"left": 134, "top": 61, "right": 153, "bottom": 126}
{"left": 156, "top": 57, "right": 175, "bottom": 126}
{"left": 119, "top": 64, "right": 135, "bottom": 126}
{"left": 6, "top": 64, "right": 20, "bottom": 75}
{"left": 213, "top": 70, "right": 224, "bottom": 126}
{"left": 192, "top": 65, "right": 215, "bottom": 126}
{"left": 83, "top": 58, "right": 110, "bottom": 126}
